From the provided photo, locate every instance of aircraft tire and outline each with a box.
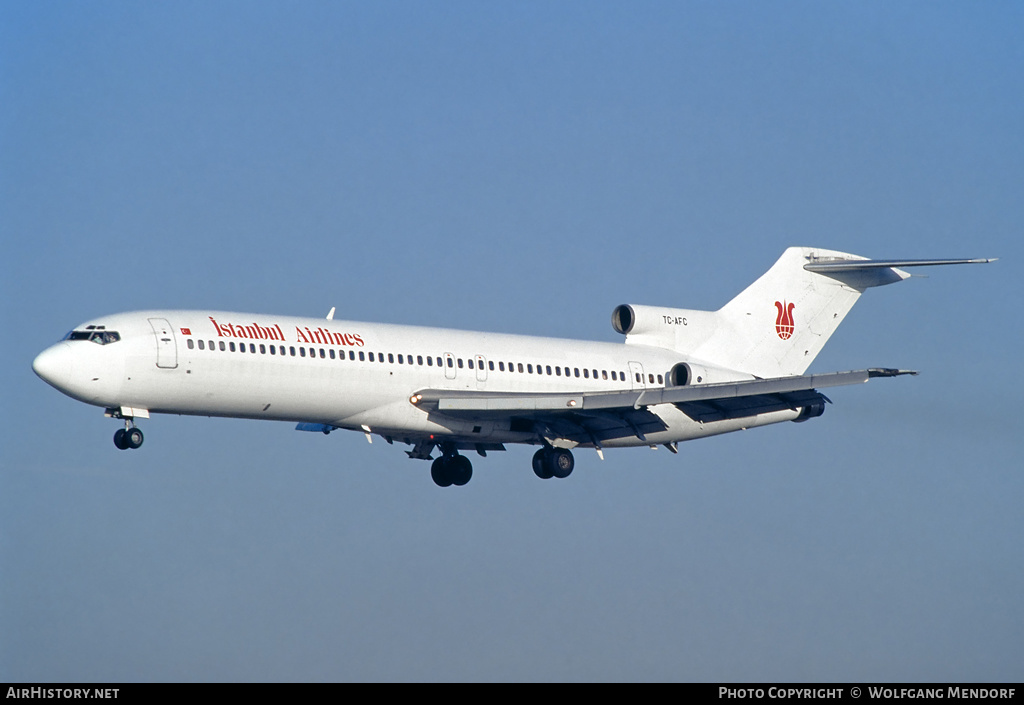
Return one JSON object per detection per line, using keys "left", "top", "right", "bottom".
{"left": 451, "top": 455, "right": 473, "bottom": 486}
{"left": 431, "top": 457, "right": 453, "bottom": 487}
{"left": 125, "top": 427, "right": 144, "bottom": 449}
{"left": 551, "top": 448, "right": 574, "bottom": 479}
{"left": 532, "top": 449, "right": 554, "bottom": 479}
{"left": 113, "top": 429, "right": 129, "bottom": 450}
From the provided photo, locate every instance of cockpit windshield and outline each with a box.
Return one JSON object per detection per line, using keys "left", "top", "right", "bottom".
{"left": 62, "top": 328, "right": 121, "bottom": 345}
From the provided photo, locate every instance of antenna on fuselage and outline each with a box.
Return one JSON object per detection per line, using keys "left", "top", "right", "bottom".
{"left": 326, "top": 307, "right": 335, "bottom": 320}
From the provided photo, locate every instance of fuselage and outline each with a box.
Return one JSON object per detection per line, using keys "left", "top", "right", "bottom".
{"left": 33, "top": 309, "right": 798, "bottom": 451}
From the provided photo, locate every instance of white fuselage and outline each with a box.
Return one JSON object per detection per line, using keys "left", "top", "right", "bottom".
{"left": 33, "top": 310, "right": 801, "bottom": 452}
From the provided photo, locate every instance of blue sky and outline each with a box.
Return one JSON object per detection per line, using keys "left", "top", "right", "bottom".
{"left": 2, "top": 1, "right": 1022, "bottom": 681}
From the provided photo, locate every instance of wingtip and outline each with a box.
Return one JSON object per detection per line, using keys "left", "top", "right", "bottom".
{"left": 867, "top": 368, "right": 919, "bottom": 378}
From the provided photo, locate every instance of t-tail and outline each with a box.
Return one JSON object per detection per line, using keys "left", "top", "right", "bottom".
{"left": 611, "top": 246, "right": 995, "bottom": 379}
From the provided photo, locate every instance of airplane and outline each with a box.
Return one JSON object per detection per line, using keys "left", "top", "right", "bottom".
{"left": 32, "top": 247, "right": 994, "bottom": 487}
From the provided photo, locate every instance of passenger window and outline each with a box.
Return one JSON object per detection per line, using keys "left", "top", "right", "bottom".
{"left": 657, "top": 374, "right": 663, "bottom": 384}
{"left": 289, "top": 346, "right": 296, "bottom": 356}
{"left": 389, "top": 353, "right": 394, "bottom": 363}
{"left": 270, "top": 346, "right": 276, "bottom": 355}
{"left": 417, "top": 355, "right": 423, "bottom": 365}
{"left": 219, "top": 341, "right": 226, "bottom": 351}
{"left": 555, "top": 366, "right": 561, "bottom": 376}
{"left": 230, "top": 342, "right": 236, "bottom": 352}
{"left": 448, "top": 358, "right": 454, "bottom": 368}
{"left": 397, "top": 354, "right": 403, "bottom": 364}
{"left": 379, "top": 353, "right": 385, "bottom": 363}
{"left": 427, "top": 356, "right": 433, "bottom": 366}
{"left": 499, "top": 361, "right": 505, "bottom": 372}
{"left": 349, "top": 350, "right": 355, "bottom": 360}
{"left": 329, "top": 349, "right": 335, "bottom": 359}
{"left": 546, "top": 365, "right": 552, "bottom": 375}
{"left": 467, "top": 359, "right": 473, "bottom": 369}
{"left": 602, "top": 371, "right": 608, "bottom": 380}
{"left": 260, "top": 344, "right": 266, "bottom": 354}
{"left": 527, "top": 364, "right": 533, "bottom": 374}
{"left": 583, "top": 369, "right": 589, "bottom": 378}
{"left": 187, "top": 339, "right": 194, "bottom": 350}
{"left": 649, "top": 374, "right": 654, "bottom": 383}
{"left": 300, "top": 347, "right": 305, "bottom": 357}
{"left": 359, "top": 351, "right": 365, "bottom": 361}
{"left": 368, "top": 352, "right": 374, "bottom": 362}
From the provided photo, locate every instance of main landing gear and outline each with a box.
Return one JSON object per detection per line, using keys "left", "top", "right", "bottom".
{"left": 532, "top": 447, "right": 574, "bottom": 480}
{"left": 431, "top": 448, "right": 473, "bottom": 487}
{"left": 113, "top": 424, "right": 144, "bottom": 450}
{"left": 426, "top": 444, "right": 576, "bottom": 487}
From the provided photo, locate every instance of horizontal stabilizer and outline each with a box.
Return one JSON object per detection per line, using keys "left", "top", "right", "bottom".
{"left": 805, "top": 257, "right": 996, "bottom": 272}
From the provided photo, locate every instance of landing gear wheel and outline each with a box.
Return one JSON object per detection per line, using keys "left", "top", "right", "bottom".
{"left": 431, "top": 453, "right": 473, "bottom": 487}
{"left": 550, "top": 448, "right": 574, "bottom": 478}
{"left": 533, "top": 449, "right": 554, "bottom": 479}
{"left": 113, "top": 429, "right": 129, "bottom": 450}
{"left": 431, "top": 457, "right": 453, "bottom": 487}
{"left": 125, "top": 427, "right": 144, "bottom": 449}
{"left": 451, "top": 454, "right": 473, "bottom": 486}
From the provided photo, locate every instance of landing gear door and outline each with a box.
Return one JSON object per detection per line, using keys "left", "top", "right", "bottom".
{"left": 148, "top": 318, "right": 178, "bottom": 369}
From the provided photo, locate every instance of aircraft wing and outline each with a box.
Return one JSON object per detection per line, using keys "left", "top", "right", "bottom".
{"left": 411, "top": 368, "right": 916, "bottom": 445}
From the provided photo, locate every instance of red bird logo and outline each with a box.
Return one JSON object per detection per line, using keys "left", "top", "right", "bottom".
{"left": 774, "top": 301, "right": 795, "bottom": 340}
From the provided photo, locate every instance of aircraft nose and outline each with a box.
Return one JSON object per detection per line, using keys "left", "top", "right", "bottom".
{"left": 33, "top": 343, "right": 75, "bottom": 391}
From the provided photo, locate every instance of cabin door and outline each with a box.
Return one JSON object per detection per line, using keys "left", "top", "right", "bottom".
{"left": 148, "top": 318, "right": 178, "bottom": 369}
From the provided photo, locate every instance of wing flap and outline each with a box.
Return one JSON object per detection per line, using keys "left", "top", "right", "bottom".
{"left": 675, "top": 389, "right": 827, "bottom": 423}
{"left": 412, "top": 369, "right": 914, "bottom": 430}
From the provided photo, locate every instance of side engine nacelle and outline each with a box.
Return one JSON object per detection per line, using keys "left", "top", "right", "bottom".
{"left": 665, "top": 361, "right": 753, "bottom": 386}
{"left": 611, "top": 303, "right": 718, "bottom": 352}
{"left": 793, "top": 400, "right": 826, "bottom": 422}
{"left": 612, "top": 304, "right": 752, "bottom": 385}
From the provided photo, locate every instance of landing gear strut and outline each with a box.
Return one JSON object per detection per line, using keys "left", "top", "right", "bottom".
{"left": 430, "top": 446, "right": 473, "bottom": 487}
{"left": 532, "top": 447, "right": 574, "bottom": 480}
{"left": 113, "top": 424, "right": 144, "bottom": 450}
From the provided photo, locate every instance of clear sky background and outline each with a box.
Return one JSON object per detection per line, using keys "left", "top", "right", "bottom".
{"left": 2, "top": 1, "right": 1022, "bottom": 682}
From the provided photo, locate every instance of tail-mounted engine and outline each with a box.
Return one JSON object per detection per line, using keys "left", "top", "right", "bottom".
{"left": 611, "top": 304, "right": 718, "bottom": 352}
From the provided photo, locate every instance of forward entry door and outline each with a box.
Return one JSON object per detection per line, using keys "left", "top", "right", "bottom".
{"left": 148, "top": 318, "right": 178, "bottom": 369}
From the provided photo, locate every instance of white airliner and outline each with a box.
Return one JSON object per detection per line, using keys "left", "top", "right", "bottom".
{"left": 33, "top": 247, "right": 993, "bottom": 486}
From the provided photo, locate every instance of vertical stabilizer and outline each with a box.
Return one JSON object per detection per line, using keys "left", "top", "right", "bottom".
{"left": 693, "top": 247, "right": 907, "bottom": 378}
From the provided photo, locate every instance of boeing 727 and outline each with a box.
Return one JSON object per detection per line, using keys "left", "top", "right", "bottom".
{"left": 32, "top": 247, "right": 993, "bottom": 486}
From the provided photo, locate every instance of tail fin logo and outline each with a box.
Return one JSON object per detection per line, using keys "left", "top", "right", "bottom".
{"left": 774, "top": 300, "right": 795, "bottom": 340}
